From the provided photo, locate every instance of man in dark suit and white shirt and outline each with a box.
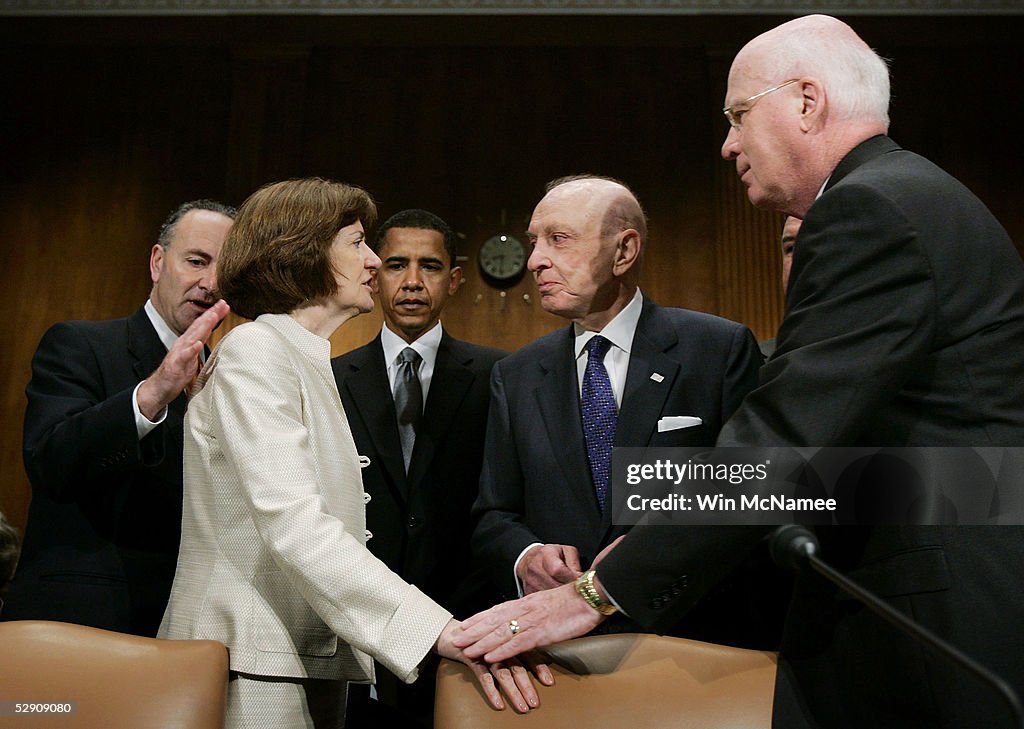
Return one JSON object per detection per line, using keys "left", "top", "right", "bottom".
{"left": 4, "top": 200, "right": 233, "bottom": 636}
{"left": 456, "top": 17, "right": 1024, "bottom": 729}
{"left": 332, "top": 208, "right": 505, "bottom": 727}
{"left": 471, "top": 175, "right": 767, "bottom": 645}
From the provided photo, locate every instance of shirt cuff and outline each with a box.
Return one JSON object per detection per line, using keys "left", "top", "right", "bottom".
{"left": 512, "top": 543, "right": 543, "bottom": 598}
{"left": 133, "top": 380, "right": 167, "bottom": 439}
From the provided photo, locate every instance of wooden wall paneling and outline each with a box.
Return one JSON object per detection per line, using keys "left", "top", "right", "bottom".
{"left": 1, "top": 46, "right": 233, "bottom": 531}
{"left": 211, "top": 45, "right": 315, "bottom": 347}
{"left": 706, "top": 51, "right": 786, "bottom": 342}
{"left": 3, "top": 14, "right": 1022, "bottom": 534}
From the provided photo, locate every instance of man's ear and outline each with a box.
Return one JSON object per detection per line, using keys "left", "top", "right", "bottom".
{"left": 799, "top": 78, "right": 827, "bottom": 132}
{"left": 612, "top": 230, "right": 642, "bottom": 277}
{"left": 448, "top": 265, "right": 464, "bottom": 295}
{"left": 149, "top": 244, "right": 164, "bottom": 285}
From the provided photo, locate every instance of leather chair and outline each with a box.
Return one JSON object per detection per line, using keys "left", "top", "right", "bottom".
{"left": 435, "top": 633, "right": 777, "bottom": 729}
{"left": 0, "top": 620, "right": 229, "bottom": 729}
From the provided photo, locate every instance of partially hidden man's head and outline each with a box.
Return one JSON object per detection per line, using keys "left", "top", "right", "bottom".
{"left": 150, "top": 200, "right": 236, "bottom": 336}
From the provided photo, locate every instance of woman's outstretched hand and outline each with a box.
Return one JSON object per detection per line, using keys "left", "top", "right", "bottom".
{"left": 435, "top": 618, "right": 554, "bottom": 713}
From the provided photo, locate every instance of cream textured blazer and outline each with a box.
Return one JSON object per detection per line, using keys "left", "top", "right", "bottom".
{"left": 159, "top": 313, "right": 452, "bottom": 683}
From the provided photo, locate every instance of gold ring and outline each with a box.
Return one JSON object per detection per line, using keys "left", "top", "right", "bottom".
{"left": 508, "top": 619, "right": 521, "bottom": 635}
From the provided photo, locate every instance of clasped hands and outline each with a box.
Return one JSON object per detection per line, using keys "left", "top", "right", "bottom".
{"left": 440, "top": 537, "right": 625, "bottom": 712}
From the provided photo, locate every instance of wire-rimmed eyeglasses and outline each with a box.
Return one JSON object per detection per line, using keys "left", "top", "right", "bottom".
{"left": 723, "top": 79, "right": 800, "bottom": 129}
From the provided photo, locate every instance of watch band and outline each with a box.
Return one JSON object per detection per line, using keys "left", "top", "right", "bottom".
{"left": 574, "top": 569, "right": 618, "bottom": 616}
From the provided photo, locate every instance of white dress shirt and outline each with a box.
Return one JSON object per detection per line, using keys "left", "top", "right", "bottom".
{"left": 380, "top": 321, "right": 443, "bottom": 408}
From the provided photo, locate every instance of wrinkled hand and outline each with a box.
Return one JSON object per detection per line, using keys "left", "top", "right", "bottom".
{"left": 137, "top": 300, "right": 229, "bottom": 419}
{"left": 436, "top": 619, "right": 554, "bottom": 713}
{"left": 452, "top": 582, "right": 604, "bottom": 664}
{"left": 518, "top": 543, "right": 583, "bottom": 594}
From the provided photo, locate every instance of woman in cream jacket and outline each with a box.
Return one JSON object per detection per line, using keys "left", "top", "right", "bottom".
{"left": 159, "top": 178, "right": 546, "bottom": 728}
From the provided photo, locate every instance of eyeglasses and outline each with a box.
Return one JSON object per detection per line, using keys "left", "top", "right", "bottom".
{"left": 723, "top": 79, "right": 800, "bottom": 129}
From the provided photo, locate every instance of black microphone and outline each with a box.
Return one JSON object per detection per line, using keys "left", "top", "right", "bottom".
{"left": 770, "top": 524, "right": 1024, "bottom": 729}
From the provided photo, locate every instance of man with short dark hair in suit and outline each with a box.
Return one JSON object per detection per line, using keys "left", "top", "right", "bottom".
{"left": 471, "top": 175, "right": 767, "bottom": 646}
{"left": 455, "top": 16, "right": 1024, "bottom": 729}
{"left": 332, "top": 208, "right": 505, "bottom": 727}
{"left": 3, "top": 200, "right": 234, "bottom": 636}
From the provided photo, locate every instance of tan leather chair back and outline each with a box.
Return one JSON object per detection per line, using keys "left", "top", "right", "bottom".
{"left": 0, "top": 620, "right": 228, "bottom": 729}
{"left": 436, "top": 633, "right": 776, "bottom": 729}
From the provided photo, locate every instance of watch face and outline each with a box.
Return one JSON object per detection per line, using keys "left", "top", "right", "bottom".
{"left": 479, "top": 234, "right": 527, "bottom": 283}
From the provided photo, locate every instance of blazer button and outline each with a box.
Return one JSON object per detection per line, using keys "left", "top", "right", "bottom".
{"left": 364, "top": 530, "right": 373, "bottom": 541}
{"left": 363, "top": 492, "right": 372, "bottom": 504}
{"left": 407, "top": 515, "right": 420, "bottom": 528}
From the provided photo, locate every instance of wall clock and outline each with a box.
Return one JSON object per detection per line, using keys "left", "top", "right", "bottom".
{"left": 478, "top": 233, "right": 527, "bottom": 288}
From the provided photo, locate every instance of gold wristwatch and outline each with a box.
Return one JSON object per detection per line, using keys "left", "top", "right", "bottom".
{"left": 574, "top": 569, "right": 618, "bottom": 616}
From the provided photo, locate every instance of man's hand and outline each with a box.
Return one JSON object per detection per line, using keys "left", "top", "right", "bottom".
{"left": 452, "top": 582, "right": 605, "bottom": 664}
{"left": 435, "top": 619, "right": 553, "bottom": 713}
{"left": 517, "top": 543, "right": 583, "bottom": 594}
{"left": 137, "top": 300, "right": 229, "bottom": 419}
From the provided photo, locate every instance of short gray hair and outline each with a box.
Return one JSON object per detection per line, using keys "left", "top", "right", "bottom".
{"left": 157, "top": 199, "right": 236, "bottom": 249}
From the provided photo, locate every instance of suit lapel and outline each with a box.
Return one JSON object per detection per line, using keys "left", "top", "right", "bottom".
{"left": 341, "top": 339, "right": 409, "bottom": 499}
{"left": 617, "top": 302, "right": 680, "bottom": 449}
{"left": 534, "top": 327, "right": 600, "bottom": 516}
{"left": 607, "top": 301, "right": 680, "bottom": 534}
{"left": 408, "top": 334, "right": 474, "bottom": 490}
{"left": 128, "top": 307, "right": 168, "bottom": 383}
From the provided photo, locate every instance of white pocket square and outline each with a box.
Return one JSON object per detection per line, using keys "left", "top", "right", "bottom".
{"left": 657, "top": 416, "right": 703, "bottom": 432}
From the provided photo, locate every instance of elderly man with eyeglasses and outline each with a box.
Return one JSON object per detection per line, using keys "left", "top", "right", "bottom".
{"left": 455, "top": 14, "right": 1024, "bottom": 729}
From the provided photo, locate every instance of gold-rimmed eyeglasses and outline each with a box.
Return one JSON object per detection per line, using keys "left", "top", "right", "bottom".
{"left": 723, "top": 79, "right": 800, "bottom": 129}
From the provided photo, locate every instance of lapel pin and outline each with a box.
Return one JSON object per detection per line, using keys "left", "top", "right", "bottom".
{"left": 650, "top": 373, "right": 664, "bottom": 383}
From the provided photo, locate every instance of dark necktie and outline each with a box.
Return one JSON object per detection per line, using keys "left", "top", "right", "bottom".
{"left": 581, "top": 335, "right": 618, "bottom": 510}
{"left": 394, "top": 347, "right": 423, "bottom": 472}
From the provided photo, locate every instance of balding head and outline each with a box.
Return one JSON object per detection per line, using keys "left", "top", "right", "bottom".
{"left": 722, "top": 15, "right": 890, "bottom": 216}
{"left": 527, "top": 175, "right": 646, "bottom": 330}
{"left": 545, "top": 175, "right": 649, "bottom": 246}
{"left": 736, "top": 15, "right": 890, "bottom": 127}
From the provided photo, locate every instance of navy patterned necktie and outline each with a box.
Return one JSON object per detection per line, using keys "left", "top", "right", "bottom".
{"left": 394, "top": 347, "right": 423, "bottom": 472}
{"left": 581, "top": 335, "right": 618, "bottom": 510}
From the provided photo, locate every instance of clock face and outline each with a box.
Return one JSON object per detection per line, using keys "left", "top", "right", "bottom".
{"left": 479, "top": 234, "right": 527, "bottom": 284}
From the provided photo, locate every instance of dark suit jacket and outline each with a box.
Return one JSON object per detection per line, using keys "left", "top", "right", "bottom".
{"left": 331, "top": 331, "right": 505, "bottom": 619}
{"left": 472, "top": 296, "right": 766, "bottom": 642}
{"left": 4, "top": 306, "right": 185, "bottom": 636}
{"left": 599, "top": 137, "right": 1024, "bottom": 728}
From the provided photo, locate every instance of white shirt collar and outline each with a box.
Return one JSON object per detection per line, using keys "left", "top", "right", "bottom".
{"left": 572, "top": 288, "right": 643, "bottom": 359}
{"left": 381, "top": 321, "right": 442, "bottom": 370}
{"left": 816, "top": 175, "right": 831, "bottom": 200}
{"left": 144, "top": 298, "right": 177, "bottom": 353}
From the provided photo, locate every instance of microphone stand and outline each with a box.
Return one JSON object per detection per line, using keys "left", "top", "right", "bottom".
{"left": 771, "top": 525, "right": 1024, "bottom": 729}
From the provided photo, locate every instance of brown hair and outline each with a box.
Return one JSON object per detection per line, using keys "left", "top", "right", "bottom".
{"left": 217, "top": 178, "right": 377, "bottom": 320}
